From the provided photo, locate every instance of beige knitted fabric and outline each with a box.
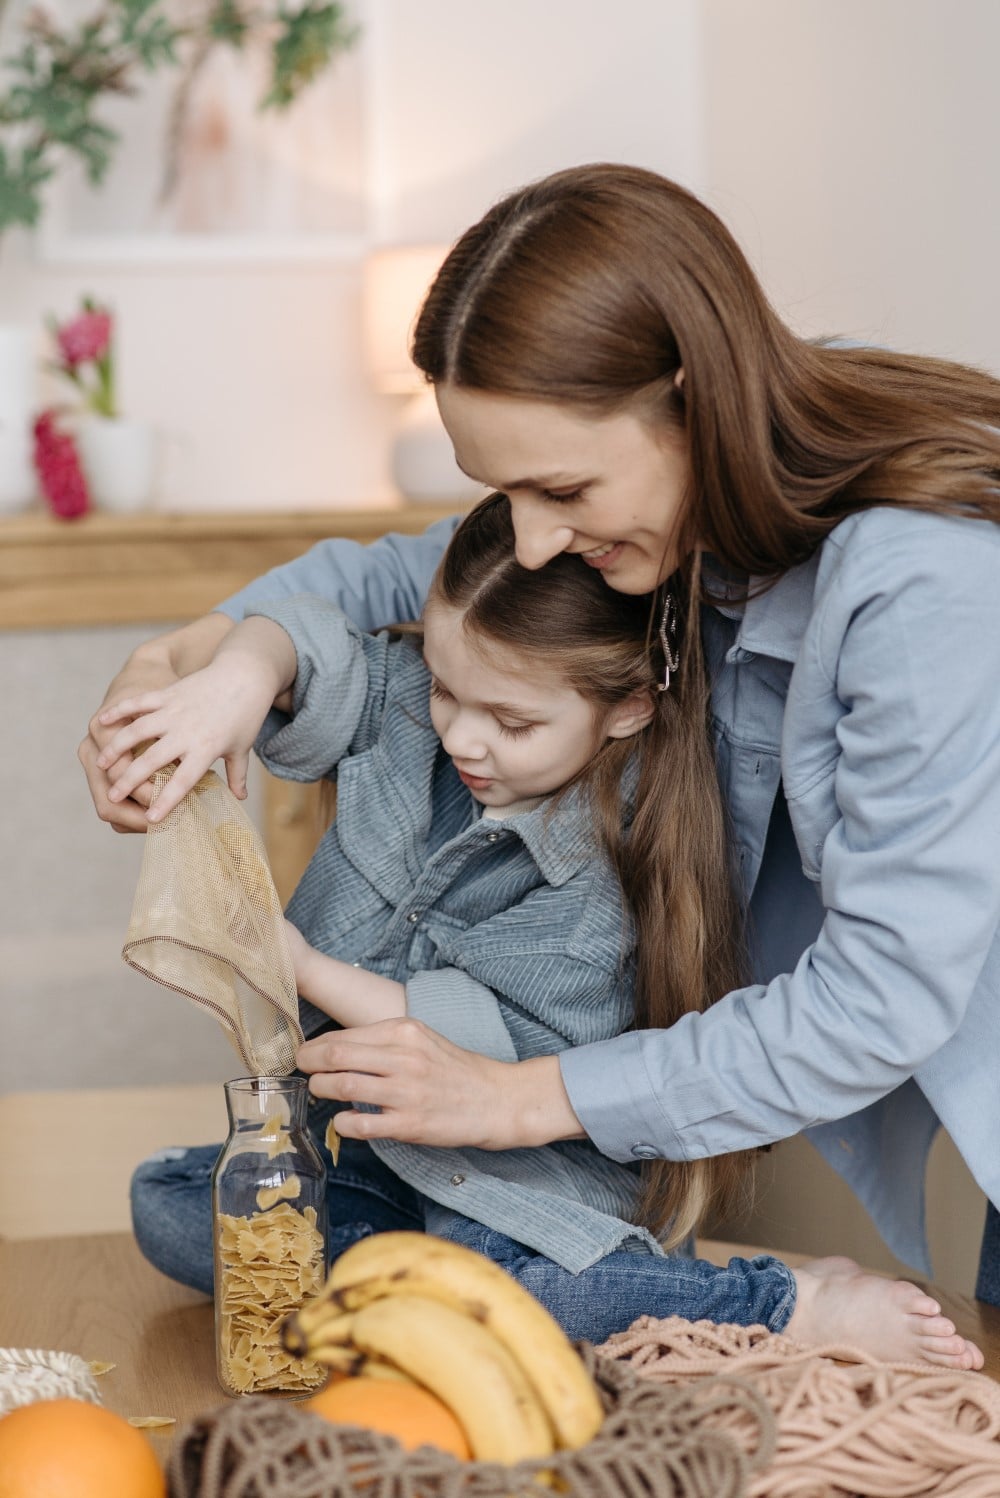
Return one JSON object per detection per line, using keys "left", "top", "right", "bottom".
{"left": 598, "top": 1315, "right": 1000, "bottom": 1496}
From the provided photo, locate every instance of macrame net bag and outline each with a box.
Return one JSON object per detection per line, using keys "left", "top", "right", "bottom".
{"left": 122, "top": 766, "right": 302, "bottom": 1075}
{"left": 167, "top": 1343, "right": 776, "bottom": 1498}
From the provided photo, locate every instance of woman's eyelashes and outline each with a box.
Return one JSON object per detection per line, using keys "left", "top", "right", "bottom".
{"left": 541, "top": 487, "right": 584, "bottom": 504}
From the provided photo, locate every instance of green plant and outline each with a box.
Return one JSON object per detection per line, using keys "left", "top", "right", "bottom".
{"left": 0, "top": 0, "right": 359, "bottom": 233}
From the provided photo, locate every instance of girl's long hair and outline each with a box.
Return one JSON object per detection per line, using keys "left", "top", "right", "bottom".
{"left": 432, "top": 494, "right": 750, "bottom": 1249}
{"left": 412, "top": 162, "right": 1000, "bottom": 1243}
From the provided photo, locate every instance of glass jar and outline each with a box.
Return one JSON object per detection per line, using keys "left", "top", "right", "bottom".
{"left": 211, "top": 1075, "right": 328, "bottom": 1397}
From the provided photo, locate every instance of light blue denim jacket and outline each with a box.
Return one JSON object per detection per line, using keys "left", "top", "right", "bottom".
{"left": 248, "top": 594, "right": 662, "bottom": 1272}
{"left": 224, "top": 505, "right": 1000, "bottom": 1276}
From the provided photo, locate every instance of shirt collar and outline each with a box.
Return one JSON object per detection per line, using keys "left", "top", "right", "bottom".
{"left": 706, "top": 550, "right": 821, "bottom": 665}
{"left": 482, "top": 783, "right": 598, "bottom": 886}
{"left": 510, "top": 753, "right": 642, "bottom": 886}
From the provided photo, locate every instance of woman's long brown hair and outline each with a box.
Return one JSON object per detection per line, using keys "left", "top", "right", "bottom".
{"left": 411, "top": 162, "right": 1000, "bottom": 1245}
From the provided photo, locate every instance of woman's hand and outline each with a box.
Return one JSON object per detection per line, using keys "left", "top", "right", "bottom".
{"left": 296, "top": 1019, "right": 587, "bottom": 1150}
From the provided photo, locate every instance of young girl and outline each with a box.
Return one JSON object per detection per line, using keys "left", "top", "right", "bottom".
{"left": 109, "top": 495, "right": 978, "bottom": 1364}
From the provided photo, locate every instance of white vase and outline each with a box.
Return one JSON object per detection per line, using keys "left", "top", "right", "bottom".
{"left": 391, "top": 387, "right": 485, "bottom": 504}
{"left": 78, "top": 417, "right": 157, "bottom": 513}
{"left": 0, "top": 325, "right": 37, "bottom": 514}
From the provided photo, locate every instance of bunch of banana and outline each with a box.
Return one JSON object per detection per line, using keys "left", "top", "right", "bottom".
{"left": 281, "top": 1231, "right": 605, "bottom": 1464}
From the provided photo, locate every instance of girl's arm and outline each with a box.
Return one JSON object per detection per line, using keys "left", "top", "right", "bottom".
{"left": 299, "top": 873, "right": 628, "bottom": 1146}
{"left": 286, "top": 920, "right": 406, "bottom": 1026}
{"left": 96, "top": 616, "right": 297, "bottom": 822}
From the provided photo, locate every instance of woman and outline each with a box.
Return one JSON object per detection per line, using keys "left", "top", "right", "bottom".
{"left": 83, "top": 162, "right": 1000, "bottom": 1312}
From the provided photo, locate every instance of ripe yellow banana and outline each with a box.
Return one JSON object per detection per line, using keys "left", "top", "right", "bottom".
{"left": 345, "top": 1292, "right": 555, "bottom": 1463}
{"left": 306, "top": 1342, "right": 417, "bottom": 1384}
{"left": 307, "top": 1231, "right": 604, "bottom": 1450}
{"left": 283, "top": 1301, "right": 355, "bottom": 1356}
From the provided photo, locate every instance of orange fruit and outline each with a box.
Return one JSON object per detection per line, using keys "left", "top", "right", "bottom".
{"left": 0, "top": 1398, "right": 165, "bottom": 1498}
{"left": 304, "top": 1377, "right": 471, "bottom": 1459}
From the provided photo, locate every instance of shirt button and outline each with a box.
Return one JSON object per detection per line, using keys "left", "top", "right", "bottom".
{"left": 406, "top": 911, "right": 420, "bottom": 923}
{"left": 630, "top": 1143, "right": 659, "bottom": 1160}
{"left": 485, "top": 831, "right": 500, "bottom": 844}
{"left": 449, "top": 1173, "right": 465, "bottom": 1186}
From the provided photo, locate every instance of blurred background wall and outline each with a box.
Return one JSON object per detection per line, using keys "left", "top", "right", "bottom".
{"left": 1, "top": 0, "right": 997, "bottom": 1280}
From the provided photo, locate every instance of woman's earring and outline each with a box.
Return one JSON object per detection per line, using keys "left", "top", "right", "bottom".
{"left": 657, "top": 592, "right": 680, "bottom": 692}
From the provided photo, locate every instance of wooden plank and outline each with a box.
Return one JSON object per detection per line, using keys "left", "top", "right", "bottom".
{"left": 0, "top": 504, "right": 460, "bottom": 630}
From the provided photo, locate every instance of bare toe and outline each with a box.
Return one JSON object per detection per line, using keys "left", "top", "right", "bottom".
{"left": 788, "top": 1265, "right": 985, "bottom": 1368}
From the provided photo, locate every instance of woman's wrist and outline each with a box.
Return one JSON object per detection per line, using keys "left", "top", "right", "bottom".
{"left": 507, "top": 1054, "right": 587, "bottom": 1149}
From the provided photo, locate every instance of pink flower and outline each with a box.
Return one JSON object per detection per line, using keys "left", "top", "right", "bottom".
{"left": 33, "top": 410, "right": 91, "bottom": 520}
{"left": 56, "top": 309, "right": 112, "bottom": 368}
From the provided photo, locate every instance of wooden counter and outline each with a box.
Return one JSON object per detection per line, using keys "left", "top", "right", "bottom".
{"left": 0, "top": 503, "right": 459, "bottom": 631}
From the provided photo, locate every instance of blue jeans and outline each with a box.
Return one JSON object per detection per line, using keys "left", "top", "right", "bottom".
{"left": 130, "top": 1100, "right": 797, "bottom": 1342}
{"left": 976, "top": 1200, "right": 1000, "bottom": 1306}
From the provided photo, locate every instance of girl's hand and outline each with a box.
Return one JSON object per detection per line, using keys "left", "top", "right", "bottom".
{"left": 95, "top": 656, "right": 274, "bottom": 823}
{"left": 295, "top": 1019, "right": 586, "bottom": 1150}
{"left": 95, "top": 615, "right": 295, "bottom": 823}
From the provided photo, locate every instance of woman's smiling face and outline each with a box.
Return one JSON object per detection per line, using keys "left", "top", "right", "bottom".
{"left": 435, "top": 384, "right": 693, "bottom": 594}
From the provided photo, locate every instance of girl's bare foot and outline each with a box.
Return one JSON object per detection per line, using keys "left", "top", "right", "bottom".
{"left": 786, "top": 1256, "right": 985, "bottom": 1370}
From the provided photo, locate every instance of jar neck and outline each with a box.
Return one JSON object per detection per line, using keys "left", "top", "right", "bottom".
{"left": 223, "top": 1075, "right": 308, "bottom": 1132}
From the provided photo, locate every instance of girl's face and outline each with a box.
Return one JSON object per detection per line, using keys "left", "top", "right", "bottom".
{"left": 436, "top": 385, "right": 692, "bottom": 595}
{"left": 422, "top": 602, "right": 648, "bottom": 808}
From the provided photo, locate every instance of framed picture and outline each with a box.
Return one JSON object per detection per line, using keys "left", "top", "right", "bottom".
{"left": 35, "top": 0, "right": 378, "bottom": 265}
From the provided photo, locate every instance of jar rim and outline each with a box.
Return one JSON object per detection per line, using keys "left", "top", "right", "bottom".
{"left": 224, "top": 1075, "right": 307, "bottom": 1094}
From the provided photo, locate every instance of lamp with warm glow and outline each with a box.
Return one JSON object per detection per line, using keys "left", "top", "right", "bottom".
{"left": 362, "top": 245, "right": 484, "bottom": 503}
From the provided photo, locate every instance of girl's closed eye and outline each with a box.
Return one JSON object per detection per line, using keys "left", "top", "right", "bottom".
{"left": 496, "top": 719, "right": 537, "bottom": 739}
{"left": 541, "top": 487, "right": 584, "bottom": 504}
{"left": 429, "top": 679, "right": 452, "bottom": 702}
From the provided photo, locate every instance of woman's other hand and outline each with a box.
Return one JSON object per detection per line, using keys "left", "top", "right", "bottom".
{"left": 296, "top": 1018, "right": 587, "bottom": 1151}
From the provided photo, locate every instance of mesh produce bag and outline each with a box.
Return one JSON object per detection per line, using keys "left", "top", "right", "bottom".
{"left": 122, "top": 767, "right": 303, "bottom": 1075}
{"left": 167, "top": 1343, "right": 774, "bottom": 1498}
